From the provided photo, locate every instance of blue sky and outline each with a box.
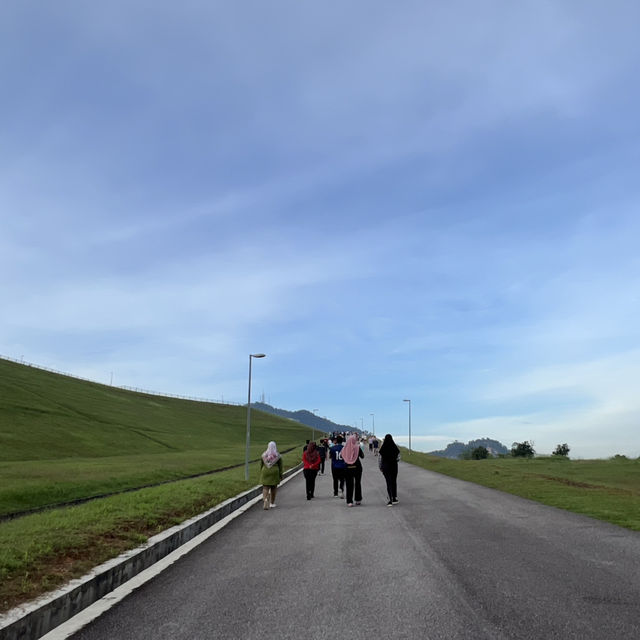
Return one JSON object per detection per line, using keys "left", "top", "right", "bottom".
{"left": 2, "top": 2, "right": 640, "bottom": 458}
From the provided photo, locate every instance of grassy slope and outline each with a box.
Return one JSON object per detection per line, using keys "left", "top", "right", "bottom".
{"left": 0, "top": 358, "right": 315, "bottom": 611}
{"left": 0, "top": 358, "right": 311, "bottom": 514}
{"left": 401, "top": 449, "right": 640, "bottom": 531}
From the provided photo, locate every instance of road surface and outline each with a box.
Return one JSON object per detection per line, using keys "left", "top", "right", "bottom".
{"left": 68, "top": 453, "right": 640, "bottom": 639}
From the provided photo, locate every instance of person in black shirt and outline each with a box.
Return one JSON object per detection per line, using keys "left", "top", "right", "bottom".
{"left": 378, "top": 434, "right": 400, "bottom": 505}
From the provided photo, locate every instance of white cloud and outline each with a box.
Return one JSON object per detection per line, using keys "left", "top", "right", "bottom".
{"left": 2, "top": 2, "right": 640, "bottom": 459}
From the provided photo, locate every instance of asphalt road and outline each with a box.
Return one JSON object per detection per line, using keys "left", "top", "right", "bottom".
{"left": 70, "top": 453, "right": 640, "bottom": 639}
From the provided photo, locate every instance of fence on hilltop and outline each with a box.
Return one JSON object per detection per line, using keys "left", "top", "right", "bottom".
{"left": 0, "top": 354, "right": 242, "bottom": 407}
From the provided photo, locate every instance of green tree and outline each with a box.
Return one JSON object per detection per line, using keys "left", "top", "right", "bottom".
{"left": 470, "top": 446, "right": 489, "bottom": 459}
{"left": 552, "top": 443, "right": 570, "bottom": 457}
{"left": 511, "top": 441, "right": 535, "bottom": 458}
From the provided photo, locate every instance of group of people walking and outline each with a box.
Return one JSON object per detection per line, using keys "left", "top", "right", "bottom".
{"left": 259, "top": 433, "right": 400, "bottom": 510}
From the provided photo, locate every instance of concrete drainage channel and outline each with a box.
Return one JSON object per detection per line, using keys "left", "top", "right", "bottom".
{"left": 0, "top": 465, "right": 303, "bottom": 640}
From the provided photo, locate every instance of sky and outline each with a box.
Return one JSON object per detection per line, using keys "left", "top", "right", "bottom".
{"left": 2, "top": 2, "right": 640, "bottom": 459}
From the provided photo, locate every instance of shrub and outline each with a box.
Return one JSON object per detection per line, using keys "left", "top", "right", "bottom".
{"left": 470, "top": 446, "right": 489, "bottom": 459}
{"left": 511, "top": 441, "right": 535, "bottom": 458}
{"left": 552, "top": 443, "right": 570, "bottom": 457}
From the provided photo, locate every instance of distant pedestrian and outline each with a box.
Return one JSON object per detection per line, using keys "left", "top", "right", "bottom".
{"left": 259, "top": 441, "right": 284, "bottom": 510}
{"left": 342, "top": 433, "right": 365, "bottom": 507}
{"left": 317, "top": 439, "right": 327, "bottom": 475}
{"left": 302, "top": 441, "right": 321, "bottom": 500}
{"left": 372, "top": 437, "right": 379, "bottom": 456}
{"left": 329, "top": 435, "right": 347, "bottom": 498}
{"left": 378, "top": 434, "right": 400, "bottom": 506}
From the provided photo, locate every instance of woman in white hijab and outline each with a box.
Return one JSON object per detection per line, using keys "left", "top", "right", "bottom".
{"left": 259, "top": 441, "right": 284, "bottom": 510}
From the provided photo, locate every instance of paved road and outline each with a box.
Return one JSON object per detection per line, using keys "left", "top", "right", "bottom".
{"left": 70, "top": 454, "right": 640, "bottom": 639}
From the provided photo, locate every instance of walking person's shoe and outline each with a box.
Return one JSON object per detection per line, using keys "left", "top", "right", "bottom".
{"left": 392, "top": 498, "right": 399, "bottom": 504}
{"left": 339, "top": 491, "right": 344, "bottom": 499}
{"left": 333, "top": 493, "right": 338, "bottom": 498}
{"left": 270, "top": 503, "right": 277, "bottom": 508}
{"left": 263, "top": 498, "right": 270, "bottom": 510}
{"left": 386, "top": 500, "right": 393, "bottom": 506}
{"left": 355, "top": 501, "right": 361, "bottom": 506}
{"left": 347, "top": 503, "right": 354, "bottom": 507}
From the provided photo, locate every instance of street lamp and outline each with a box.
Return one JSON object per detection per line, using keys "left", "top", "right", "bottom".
{"left": 370, "top": 413, "right": 375, "bottom": 436}
{"left": 312, "top": 409, "right": 318, "bottom": 441}
{"left": 403, "top": 399, "right": 412, "bottom": 453}
{"left": 245, "top": 353, "right": 266, "bottom": 481}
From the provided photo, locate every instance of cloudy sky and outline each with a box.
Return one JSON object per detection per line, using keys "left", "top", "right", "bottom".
{"left": 2, "top": 2, "right": 640, "bottom": 458}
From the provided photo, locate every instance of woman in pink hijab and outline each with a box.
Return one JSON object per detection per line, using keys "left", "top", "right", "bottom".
{"left": 341, "top": 433, "right": 364, "bottom": 507}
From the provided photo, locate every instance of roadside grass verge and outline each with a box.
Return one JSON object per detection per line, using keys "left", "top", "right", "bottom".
{"left": 0, "top": 446, "right": 296, "bottom": 517}
{"left": 0, "top": 450, "right": 301, "bottom": 613}
{"left": 401, "top": 450, "right": 640, "bottom": 531}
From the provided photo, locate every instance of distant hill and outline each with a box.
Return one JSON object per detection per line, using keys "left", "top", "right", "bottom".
{"left": 252, "top": 402, "right": 359, "bottom": 436}
{"left": 429, "top": 438, "right": 509, "bottom": 459}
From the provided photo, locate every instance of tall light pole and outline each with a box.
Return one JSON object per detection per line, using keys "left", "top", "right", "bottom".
{"left": 403, "top": 399, "right": 412, "bottom": 453}
{"left": 312, "top": 409, "right": 318, "bottom": 441}
{"left": 370, "top": 413, "right": 375, "bottom": 436}
{"left": 245, "top": 353, "right": 266, "bottom": 481}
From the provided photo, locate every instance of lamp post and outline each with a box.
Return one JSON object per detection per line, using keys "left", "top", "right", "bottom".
{"left": 312, "top": 409, "right": 318, "bottom": 441}
{"left": 245, "top": 353, "right": 266, "bottom": 481}
{"left": 403, "top": 399, "right": 411, "bottom": 453}
{"left": 370, "top": 413, "right": 375, "bottom": 436}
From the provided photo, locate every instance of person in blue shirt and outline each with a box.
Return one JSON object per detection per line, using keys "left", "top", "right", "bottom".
{"left": 329, "top": 435, "right": 346, "bottom": 498}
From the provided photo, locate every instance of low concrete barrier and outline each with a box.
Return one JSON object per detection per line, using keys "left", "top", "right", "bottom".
{"left": 0, "top": 465, "right": 302, "bottom": 640}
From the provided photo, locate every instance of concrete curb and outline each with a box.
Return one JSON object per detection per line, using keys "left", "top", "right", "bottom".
{"left": 0, "top": 465, "right": 302, "bottom": 640}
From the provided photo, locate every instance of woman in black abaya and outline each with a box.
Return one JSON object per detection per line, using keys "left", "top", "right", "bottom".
{"left": 378, "top": 434, "right": 400, "bottom": 506}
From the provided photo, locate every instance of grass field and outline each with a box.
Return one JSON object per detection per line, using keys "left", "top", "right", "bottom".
{"left": 0, "top": 358, "right": 312, "bottom": 516}
{"left": 400, "top": 449, "right": 640, "bottom": 531}
{"left": 0, "top": 358, "right": 314, "bottom": 612}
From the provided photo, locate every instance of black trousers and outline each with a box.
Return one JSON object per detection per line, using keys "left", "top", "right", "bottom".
{"left": 331, "top": 467, "right": 345, "bottom": 495}
{"left": 303, "top": 468, "right": 318, "bottom": 498}
{"left": 344, "top": 464, "right": 362, "bottom": 504}
{"left": 382, "top": 465, "right": 398, "bottom": 501}
{"left": 320, "top": 456, "right": 325, "bottom": 473}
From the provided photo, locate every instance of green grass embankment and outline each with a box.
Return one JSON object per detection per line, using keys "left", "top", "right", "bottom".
{"left": 0, "top": 358, "right": 313, "bottom": 612}
{"left": 0, "top": 357, "right": 310, "bottom": 515}
{"left": 401, "top": 449, "right": 640, "bottom": 531}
